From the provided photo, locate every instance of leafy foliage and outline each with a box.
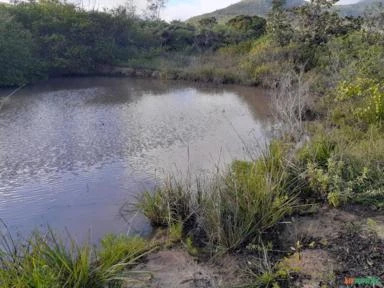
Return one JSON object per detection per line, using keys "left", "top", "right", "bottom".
{"left": 226, "top": 15, "right": 266, "bottom": 38}
{"left": 0, "top": 1, "right": 268, "bottom": 86}
{"left": 336, "top": 78, "right": 384, "bottom": 124}
{"left": 0, "top": 9, "right": 34, "bottom": 86}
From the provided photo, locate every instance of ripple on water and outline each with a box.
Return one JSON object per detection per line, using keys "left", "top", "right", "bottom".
{"left": 0, "top": 77, "right": 271, "bottom": 242}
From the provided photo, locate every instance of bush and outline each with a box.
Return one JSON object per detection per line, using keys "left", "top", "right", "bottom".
{"left": 335, "top": 78, "right": 384, "bottom": 125}
{"left": 295, "top": 126, "right": 384, "bottom": 208}
{"left": 241, "top": 36, "right": 295, "bottom": 86}
{"left": 297, "top": 132, "right": 335, "bottom": 168}
{"left": 0, "top": 10, "right": 35, "bottom": 86}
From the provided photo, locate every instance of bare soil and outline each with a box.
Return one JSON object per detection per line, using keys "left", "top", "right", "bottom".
{"left": 128, "top": 207, "right": 384, "bottom": 288}
{"left": 278, "top": 206, "right": 384, "bottom": 287}
{"left": 129, "top": 249, "right": 246, "bottom": 288}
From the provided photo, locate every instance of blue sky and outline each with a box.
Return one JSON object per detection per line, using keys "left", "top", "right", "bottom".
{"left": 0, "top": 0, "right": 361, "bottom": 20}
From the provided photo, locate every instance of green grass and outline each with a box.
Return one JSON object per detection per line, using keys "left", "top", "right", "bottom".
{"left": 137, "top": 177, "right": 194, "bottom": 228}
{"left": 0, "top": 226, "right": 154, "bottom": 288}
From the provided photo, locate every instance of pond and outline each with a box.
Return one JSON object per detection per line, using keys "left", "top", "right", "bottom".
{"left": 0, "top": 77, "right": 272, "bottom": 242}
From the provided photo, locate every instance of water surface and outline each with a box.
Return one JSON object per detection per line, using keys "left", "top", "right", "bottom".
{"left": 0, "top": 77, "right": 271, "bottom": 241}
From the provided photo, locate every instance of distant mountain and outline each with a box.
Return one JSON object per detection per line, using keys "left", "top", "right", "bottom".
{"left": 188, "top": 0, "right": 384, "bottom": 23}
{"left": 188, "top": 0, "right": 305, "bottom": 23}
{"left": 335, "top": 0, "right": 384, "bottom": 17}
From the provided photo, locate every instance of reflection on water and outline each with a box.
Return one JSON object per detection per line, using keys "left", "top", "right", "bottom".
{"left": 0, "top": 77, "right": 271, "bottom": 242}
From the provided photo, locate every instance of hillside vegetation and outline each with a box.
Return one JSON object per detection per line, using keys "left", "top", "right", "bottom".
{"left": 0, "top": 1, "right": 266, "bottom": 87}
{"left": 188, "top": 0, "right": 384, "bottom": 23}
{"left": 189, "top": 0, "right": 304, "bottom": 23}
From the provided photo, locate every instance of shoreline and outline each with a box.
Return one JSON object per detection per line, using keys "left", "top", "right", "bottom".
{"left": 0, "top": 64, "right": 262, "bottom": 90}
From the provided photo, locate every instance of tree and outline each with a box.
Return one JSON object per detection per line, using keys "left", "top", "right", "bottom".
{"left": 363, "top": 3, "right": 384, "bottom": 43}
{"left": 294, "top": 0, "right": 341, "bottom": 45}
{"left": 159, "top": 21, "right": 195, "bottom": 51}
{"left": 145, "top": 0, "right": 167, "bottom": 20}
{"left": 198, "top": 17, "right": 217, "bottom": 28}
{"left": 124, "top": 0, "right": 137, "bottom": 17}
{"left": 226, "top": 15, "right": 266, "bottom": 39}
{"left": 0, "top": 10, "right": 35, "bottom": 86}
{"left": 112, "top": 0, "right": 137, "bottom": 18}
{"left": 267, "top": 0, "right": 293, "bottom": 46}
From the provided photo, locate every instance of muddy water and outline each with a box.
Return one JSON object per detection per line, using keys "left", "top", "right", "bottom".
{"left": 0, "top": 77, "right": 271, "bottom": 242}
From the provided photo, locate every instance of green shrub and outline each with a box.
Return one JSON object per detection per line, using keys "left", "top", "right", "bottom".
{"left": 297, "top": 132, "right": 335, "bottom": 168}
{"left": 335, "top": 78, "right": 384, "bottom": 125}
{"left": 0, "top": 10, "right": 35, "bottom": 86}
{"left": 295, "top": 125, "right": 384, "bottom": 208}
{"left": 304, "top": 157, "right": 356, "bottom": 207}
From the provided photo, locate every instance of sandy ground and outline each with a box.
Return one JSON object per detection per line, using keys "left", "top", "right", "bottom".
{"left": 129, "top": 249, "right": 245, "bottom": 288}
{"left": 126, "top": 207, "right": 384, "bottom": 288}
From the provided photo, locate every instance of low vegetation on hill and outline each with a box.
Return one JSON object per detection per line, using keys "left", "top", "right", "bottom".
{"left": 188, "top": 0, "right": 384, "bottom": 23}
{"left": 188, "top": 0, "right": 304, "bottom": 23}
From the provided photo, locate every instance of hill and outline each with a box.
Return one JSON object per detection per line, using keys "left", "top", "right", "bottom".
{"left": 335, "top": 0, "right": 384, "bottom": 16}
{"left": 188, "top": 0, "right": 384, "bottom": 23}
{"left": 189, "top": 0, "right": 304, "bottom": 23}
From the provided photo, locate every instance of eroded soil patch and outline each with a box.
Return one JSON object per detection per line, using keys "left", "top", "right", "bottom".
{"left": 129, "top": 249, "right": 246, "bottom": 288}
{"left": 278, "top": 207, "right": 384, "bottom": 287}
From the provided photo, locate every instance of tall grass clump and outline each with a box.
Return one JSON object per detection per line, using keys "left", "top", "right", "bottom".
{"left": 0, "top": 226, "right": 152, "bottom": 288}
{"left": 137, "top": 177, "right": 194, "bottom": 228}
{"left": 201, "top": 141, "right": 297, "bottom": 250}
{"left": 137, "top": 141, "right": 297, "bottom": 251}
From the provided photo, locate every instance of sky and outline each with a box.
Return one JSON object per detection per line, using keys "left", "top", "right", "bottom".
{"left": 108, "top": 0, "right": 239, "bottom": 21}
{"left": 0, "top": 0, "right": 361, "bottom": 21}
